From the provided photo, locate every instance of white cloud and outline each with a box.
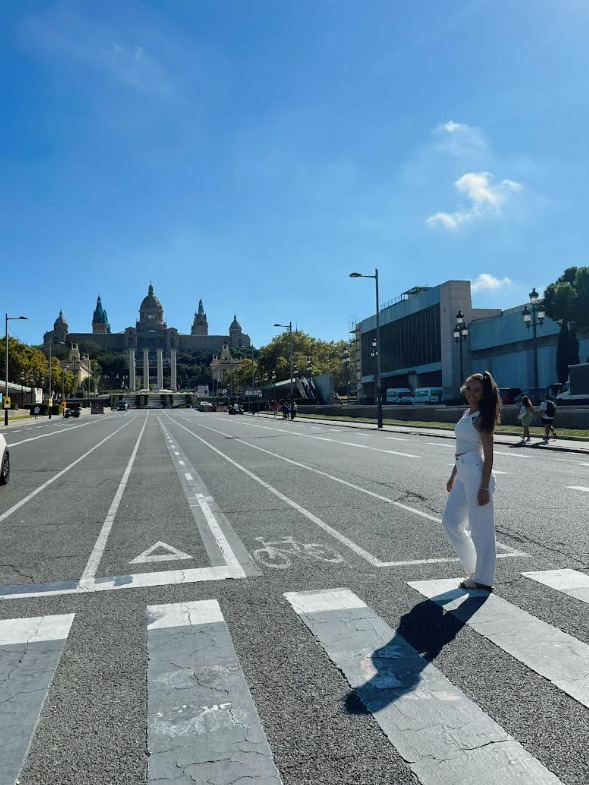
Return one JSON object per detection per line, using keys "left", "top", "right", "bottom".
{"left": 427, "top": 171, "right": 522, "bottom": 229}
{"left": 433, "top": 120, "right": 487, "bottom": 156}
{"left": 471, "top": 273, "right": 513, "bottom": 292}
{"left": 21, "top": 9, "right": 177, "bottom": 100}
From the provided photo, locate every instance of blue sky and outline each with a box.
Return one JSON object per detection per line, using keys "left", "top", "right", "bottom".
{"left": 2, "top": 0, "right": 589, "bottom": 348}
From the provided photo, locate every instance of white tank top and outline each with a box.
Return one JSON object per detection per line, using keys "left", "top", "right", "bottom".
{"left": 454, "top": 410, "right": 482, "bottom": 456}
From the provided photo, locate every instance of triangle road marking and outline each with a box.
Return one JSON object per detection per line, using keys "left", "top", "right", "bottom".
{"left": 129, "top": 541, "right": 194, "bottom": 564}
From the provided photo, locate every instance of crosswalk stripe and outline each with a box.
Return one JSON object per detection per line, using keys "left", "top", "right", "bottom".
{"left": 409, "top": 578, "right": 589, "bottom": 710}
{"left": 523, "top": 568, "right": 589, "bottom": 603}
{"left": 146, "top": 600, "right": 282, "bottom": 784}
{"left": 285, "top": 588, "right": 561, "bottom": 785}
{"left": 0, "top": 613, "right": 74, "bottom": 785}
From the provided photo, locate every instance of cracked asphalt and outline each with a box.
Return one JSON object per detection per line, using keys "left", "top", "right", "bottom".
{"left": 1, "top": 409, "right": 588, "bottom": 784}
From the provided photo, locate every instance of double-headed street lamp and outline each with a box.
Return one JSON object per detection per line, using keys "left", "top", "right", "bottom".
{"left": 350, "top": 269, "right": 383, "bottom": 428}
{"left": 4, "top": 313, "right": 28, "bottom": 426}
{"left": 273, "top": 322, "right": 294, "bottom": 401}
{"left": 453, "top": 310, "right": 469, "bottom": 387}
{"left": 522, "top": 288, "right": 545, "bottom": 405}
{"left": 306, "top": 356, "right": 313, "bottom": 376}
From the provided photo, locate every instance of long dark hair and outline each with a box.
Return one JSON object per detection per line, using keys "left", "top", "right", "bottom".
{"left": 521, "top": 395, "right": 533, "bottom": 411}
{"left": 465, "top": 371, "right": 501, "bottom": 433}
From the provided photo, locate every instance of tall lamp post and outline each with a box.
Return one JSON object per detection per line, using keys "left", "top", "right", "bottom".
{"left": 306, "top": 356, "right": 313, "bottom": 377}
{"left": 343, "top": 345, "right": 350, "bottom": 404}
{"left": 273, "top": 322, "right": 294, "bottom": 402}
{"left": 4, "top": 314, "right": 28, "bottom": 426}
{"left": 349, "top": 269, "right": 383, "bottom": 429}
{"left": 20, "top": 371, "right": 25, "bottom": 409}
{"left": 522, "top": 288, "right": 545, "bottom": 405}
{"left": 453, "top": 310, "right": 469, "bottom": 389}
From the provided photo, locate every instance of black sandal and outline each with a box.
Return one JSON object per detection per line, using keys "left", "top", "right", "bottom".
{"left": 474, "top": 583, "right": 494, "bottom": 592}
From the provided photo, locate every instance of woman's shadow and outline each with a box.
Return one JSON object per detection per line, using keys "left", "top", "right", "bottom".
{"left": 345, "top": 589, "right": 489, "bottom": 715}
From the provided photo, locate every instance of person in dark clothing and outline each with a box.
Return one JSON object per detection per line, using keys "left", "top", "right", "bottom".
{"left": 281, "top": 401, "right": 289, "bottom": 419}
{"left": 290, "top": 401, "right": 298, "bottom": 420}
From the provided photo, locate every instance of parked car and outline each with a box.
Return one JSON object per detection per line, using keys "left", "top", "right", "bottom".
{"left": 385, "top": 387, "right": 413, "bottom": 404}
{"left": 0, "top": 433, "right": 9, "bottom": 485}
{"left": 70, "top": 407, "right": 80, "bottom": 417}
{"left": 498, "top": 387, "right": 522, "bottom": 405}
{"left": 117, "top": 401, "right": 129, "bottom": 411}
{"left": 197, "top": 401, "right": 214, "bottom": 411}
{"left": 412, "top": 387, "right": 444, "bottom": 405}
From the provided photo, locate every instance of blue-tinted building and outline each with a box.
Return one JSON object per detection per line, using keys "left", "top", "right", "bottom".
{"left": 355, "top": 279, "right": 589, "bottom": 401}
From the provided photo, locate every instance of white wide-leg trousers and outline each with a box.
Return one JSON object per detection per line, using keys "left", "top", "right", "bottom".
{"left": 442, "top": 454, "right": 496, "bottom": 586}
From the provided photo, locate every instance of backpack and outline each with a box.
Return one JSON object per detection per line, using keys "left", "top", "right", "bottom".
{"left": 545, "top": 400, "right": 555, "bottom": 417}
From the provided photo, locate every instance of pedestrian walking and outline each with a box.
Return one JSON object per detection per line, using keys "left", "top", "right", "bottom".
{"left": 442, "top": 371, "right": 501, "bottom": 592}
{"left": 281, "top": 401, "right": 289, "bottom": 419}
{"left": 517, "top": 395, "right": 534, "bottom": 442}
{"left": 290, "top": 401, "right": 298, "bottom": 420}
{"left": 272, "top": 400, "right": 279, "bottom": 418}
{"left": 33, "top": 405, "right": 40, "bottom": 420}
{"left": 539, "top": 395, "right": 557, "bottom": 441}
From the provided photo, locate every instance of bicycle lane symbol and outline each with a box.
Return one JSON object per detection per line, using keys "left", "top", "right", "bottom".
{"left": 251, "top": 536, "right": 346, "bottom": 570}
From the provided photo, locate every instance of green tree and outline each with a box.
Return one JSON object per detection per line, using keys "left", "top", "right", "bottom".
{"left": 257, "top": 331, "right": 348, "bottom": 387}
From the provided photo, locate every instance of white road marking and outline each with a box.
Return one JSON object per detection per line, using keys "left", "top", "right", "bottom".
{"left": 566, "top": 485, "right": 589, "bottom": 493}
{"left": 523, "top": 569, "right": 589, "bottom": 604}
{"left": 0, "top": 612, "right": 76, "bottom": 785}
{"left": 0, "top": 419, "right": 135, "bottom": 524}
{"left": 410, "top": 577, "right": 589, "bottom": 710}
{"left": 193, "top": 493, "right": 244, "bottom": 571}
{"left": 184, "top": 472, "right": 193, "bottom": 480}
{"left": 173, "top": 451, "right": 180, "bottom": 455}
{"left": 80, "top": 416, "right": 149, "bottom": 581}
{"left": 494, "top": 451, "right": 530, "bottom": 458}
{"left": 0, "top": 613, "right": 75, "bottom": 644}
{"left": 426, "top": 442, "right": 454, "bottom": 448}
{"left": 220, "top": 417, "right": 419, "bottom": 457}
{"left": 178, "top": 460, "right": 185, "bottom": 465}
{"left": 169, "top": 417, "right": 525, "bottom": 567}
{"left": 7, "top": 416, "right": 110, "bottom": 447}
{"left": 147, "top": 599, "right": 223, "bottom": 629}
{"left": 146, "top": 600, "right": 280, "bottom": 782}
{"left": 129, "top": 541, "right": 193, "bottom": 564}
{"left": 286, "top": 588, "right": 561, "bottom": 785}
{"left": 386, "top": 436, "right": 408, "bottom": 441}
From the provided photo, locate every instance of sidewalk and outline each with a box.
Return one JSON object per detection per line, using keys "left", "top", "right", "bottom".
{"left": 258, "top": 412, "right": 589, "bottom": 456}
{"left": 2, "top": 407, "right": 93, "bottom": 430}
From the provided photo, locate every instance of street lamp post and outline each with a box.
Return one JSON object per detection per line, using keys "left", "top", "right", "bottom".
{"left": 453, "top": 310, "right": 469, "bottom": 389}
{"left": 29, "top": 373, "right": 34, "bottom": 404}
{"left": 20, "top": 371, "right": 25, "bottom": 409}
{"left": 306, "top": 356, "right": 313, "bottom": 377}
{"left": 522, "top": 288, "right": 545, "bottom": 405}
{"left": 349, "top": 269, "right": 383, "bottom": 429}
{"left": 273, "top": 322, "right": 294, "bottom": 402}
{"left": 343, "top": 345, "right": 350, "bottom": 404}
{"left": 4, "top": 313, "right": 28, "bottom": 426}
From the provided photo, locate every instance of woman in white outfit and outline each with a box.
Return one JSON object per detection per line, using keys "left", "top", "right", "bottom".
{"left": 443, "top": 371, "right": 501, "bottom": 592}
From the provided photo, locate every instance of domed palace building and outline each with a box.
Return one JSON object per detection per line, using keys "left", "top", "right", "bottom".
{"left": 44, "top": 285, "right": 250, "bottom": 391}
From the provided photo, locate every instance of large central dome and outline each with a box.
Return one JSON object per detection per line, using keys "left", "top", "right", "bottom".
{"left": 140, "top": 284, "right": 162, "bottom": 311}
{"left": 138, "top": 284, "right": 165, "bottom": 327}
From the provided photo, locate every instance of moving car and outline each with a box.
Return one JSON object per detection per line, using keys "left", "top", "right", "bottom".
{"left": 117, "top": 401, "right": 129, "bottom": 411}
{"left": 197, "top": 401, "right": 214, "bottom": 411}
{"left": 0, "top": 433, "right": 9, "bottom": 485}
{"left": 228, "top": 403, "right": 244, "bottom": 415}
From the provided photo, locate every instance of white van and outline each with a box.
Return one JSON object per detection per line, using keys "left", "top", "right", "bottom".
{"left": 385, "top": 388, "right": 413, "bottom": 404}
{"left": 412, "top": 387, "right": 444, "bottom": 405}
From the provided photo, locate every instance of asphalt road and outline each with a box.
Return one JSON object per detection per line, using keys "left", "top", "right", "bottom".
{"left": 1, "top": 409, "right": 589, "bottom": 785}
